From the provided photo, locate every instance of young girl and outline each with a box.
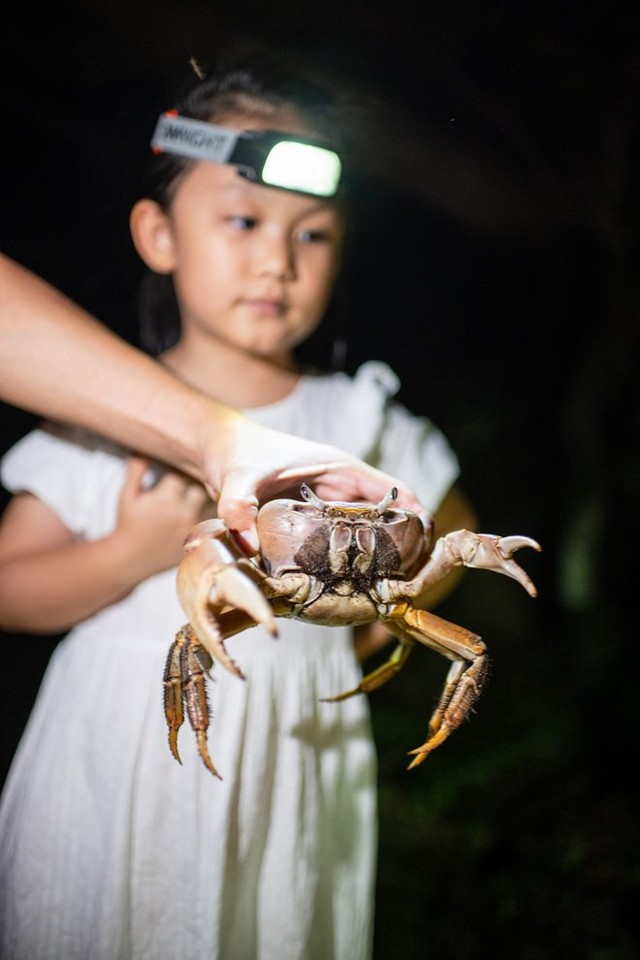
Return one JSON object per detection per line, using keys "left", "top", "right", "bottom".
{"left": 0, "top": 58, "right": 475, "bottom": 960}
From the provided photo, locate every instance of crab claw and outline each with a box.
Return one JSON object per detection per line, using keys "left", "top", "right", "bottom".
{"left": 457, "top": 533, "right": 541, "bottom": 597}
{"left": 176, "top": 521, "right": 277, "bottom": 678}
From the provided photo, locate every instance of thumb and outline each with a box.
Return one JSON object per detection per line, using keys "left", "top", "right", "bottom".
{"left": 122, "top": 456, "right": 150, "bottom": 497}
{"left": 216, "top": 476, "right": 260, "bottom": 555}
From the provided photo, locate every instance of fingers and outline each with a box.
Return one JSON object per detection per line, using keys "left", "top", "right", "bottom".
{"left": 389, "top": 481, "right": 429, "bottom": 522}
{"left": 218, "top": 488, "right": 260, "bottom": 556}
{"left": 140, "top": 463, "right": 208, "bottom": 505}
{"left": 121, "top": 457, "right": 209, "bottom": 528}
{"left": 181, "top": 480, "right": 209, "bottom": 507}
{"left": 293, "top": 465, "right": 428, "bottom": 524}
{"left": 215, "top": 458, "right": 429, "bottom": 557}
{"left": 122, "top": 455, "right": 150, "bottom": 495}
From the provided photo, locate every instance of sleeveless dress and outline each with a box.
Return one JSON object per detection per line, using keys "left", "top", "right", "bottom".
{"left": 0, "top": 362, "right": 459, "bottom": 960}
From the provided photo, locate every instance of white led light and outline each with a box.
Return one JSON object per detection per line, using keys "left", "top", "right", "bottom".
{"left": 151, "top": 114, "right": 343, "bottom": 197}
{"left": 262, "top": 142, "right": 342, "bottom": 197}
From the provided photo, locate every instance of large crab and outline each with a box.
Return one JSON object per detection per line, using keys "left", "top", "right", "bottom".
{"left": 164, "top": 485, "right": 540, "bottom": 778}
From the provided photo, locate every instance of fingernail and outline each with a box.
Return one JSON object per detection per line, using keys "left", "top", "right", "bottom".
{"left": 234, "top": 528, "right": 260, "bottom": 556}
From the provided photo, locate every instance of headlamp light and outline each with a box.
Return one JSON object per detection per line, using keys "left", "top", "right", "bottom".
{"left": 151, "top": 112, "right": 343, "bottom": 198}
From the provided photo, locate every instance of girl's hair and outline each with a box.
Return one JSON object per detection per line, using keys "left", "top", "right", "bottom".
{"left": 137, "top": 54, "right": 356, "bottom": 362}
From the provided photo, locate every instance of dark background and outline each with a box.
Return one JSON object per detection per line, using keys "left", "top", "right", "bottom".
{"left": 1, "top": 3, "right": 638, "bottom": 958}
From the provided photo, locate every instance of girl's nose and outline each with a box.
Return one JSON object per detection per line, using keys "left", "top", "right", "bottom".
{"left": 258, "top": 232, "right": 296, "bottom": 281}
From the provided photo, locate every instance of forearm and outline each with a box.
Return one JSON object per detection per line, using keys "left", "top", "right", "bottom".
{"left": 0, "top": 534, "right": 159, "bottom": 633}
{"left": 0, "top": 255, "right": 243, "bottom": 485}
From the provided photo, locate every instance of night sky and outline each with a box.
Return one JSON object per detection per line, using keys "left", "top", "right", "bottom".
{"left": 2, "top": 3, "right": 639, "bottom": 957}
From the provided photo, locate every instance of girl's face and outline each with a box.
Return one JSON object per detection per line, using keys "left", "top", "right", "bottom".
{"left": 157, "top": 113, "right": 344, "bottom": 365}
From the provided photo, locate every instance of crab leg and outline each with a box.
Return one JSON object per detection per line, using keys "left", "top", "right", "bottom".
{"left": 386, "top": 604, "right": 488, "bottom": 768}
{"left": 164, "top": 595, "right": 302, "bottom": 777}
{"left": 328, "top": 602, "right": 489, "bottom": 769}
{"left": 322, "top": 639, "right": 415, "bottom": 703}
{"left": 163, "top": 633, "right": 185, "bottom": 763}
{"left": 406, "top": 654, "right": 489, "bottom": 769}
{"left": 163, "top": 625, "right": 222, "bottom": 778}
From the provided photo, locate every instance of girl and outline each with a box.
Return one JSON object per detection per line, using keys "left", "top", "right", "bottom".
{"left": 0, "top": 58, "right": 475, "bottom": 959}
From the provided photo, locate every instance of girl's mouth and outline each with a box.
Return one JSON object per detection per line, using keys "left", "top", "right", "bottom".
{"left": 244, "top": 299, "right": 287, "bottom": 317}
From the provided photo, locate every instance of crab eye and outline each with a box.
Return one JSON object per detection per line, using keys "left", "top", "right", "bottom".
{"left": 299, "top": 483, "right": 326, "bottom": 512}
{"left": 380, "top": 510, "right": 407, "bottom": 524}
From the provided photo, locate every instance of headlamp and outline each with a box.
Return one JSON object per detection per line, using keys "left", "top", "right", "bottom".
{"left": 151, "top": 112, "right": 343, "bottom": 198}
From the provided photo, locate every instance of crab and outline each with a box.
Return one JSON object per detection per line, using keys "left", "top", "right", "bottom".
{"left": 163, "top": 485, "right": 540, "bottom": 778}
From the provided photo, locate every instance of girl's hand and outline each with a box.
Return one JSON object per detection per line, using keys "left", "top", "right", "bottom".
{"left": 0, "top": 464, "right": 210, "bottom": 634}
{"left": 114, "top": 456, "right": 210, "bottom": 580}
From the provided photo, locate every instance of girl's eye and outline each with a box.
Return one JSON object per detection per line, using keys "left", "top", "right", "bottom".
{"left": 298, "top": 228, "right": 331, "bottom": 244}
{"left": 227, "top": 216, "right": 258, "bottom": 230}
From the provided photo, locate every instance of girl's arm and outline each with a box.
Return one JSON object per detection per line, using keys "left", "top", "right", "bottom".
{"left": 0, "top": 458, "right": 209, "bottom": 634}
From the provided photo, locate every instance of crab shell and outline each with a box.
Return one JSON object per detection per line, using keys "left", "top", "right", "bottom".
{"left": 254, "top": 491, "right": 434, "bottom": 583}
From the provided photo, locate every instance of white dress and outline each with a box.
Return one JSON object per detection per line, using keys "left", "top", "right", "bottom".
{"left": 0, "top": 362, "right": 459, "bottom": 960}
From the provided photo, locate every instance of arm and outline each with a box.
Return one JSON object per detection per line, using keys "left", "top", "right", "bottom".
{"left": 0, "top": 458, "right": 209, "bottom": 633}
{"left": 0, "top": 254, "right": 246, "bottom": 485}
{"left": 353, "top": 484, "right": 477, "bottom": 662}
{"left": 0, "top": 254, "right": 427, "bottom": 552}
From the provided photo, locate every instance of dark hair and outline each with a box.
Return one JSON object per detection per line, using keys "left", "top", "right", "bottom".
{"left": 137, "top": 54, "right": 356, "bottom": 362}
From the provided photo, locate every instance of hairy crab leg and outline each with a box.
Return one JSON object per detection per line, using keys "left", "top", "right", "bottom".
{"left": 326, "top": 603, "right": 489, "bottom": 769}
{"left": 163, "top": 626, "right": 221, "bottom": 779}
{"left": 387, "top": 605, "right": 488, "bottom": 769}
{"left": 163, "top": 633, "right": 185, "bottom": 764}
{"left": 406, "top": 655, "right": 489, "bottom": 769}
{"left": 164, "top": 598, "right": 298, "bottom": 778}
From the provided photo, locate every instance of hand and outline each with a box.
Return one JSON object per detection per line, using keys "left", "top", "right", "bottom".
{"left": 204, "top": 417, "right": 428, "bottom": 554}
{"left": 114, "top": 457, "right": 211, "bottom": 579}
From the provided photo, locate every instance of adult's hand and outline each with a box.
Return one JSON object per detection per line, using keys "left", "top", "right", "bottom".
{"left": 208, "top": 415, "right": 426, "bottom": 554}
